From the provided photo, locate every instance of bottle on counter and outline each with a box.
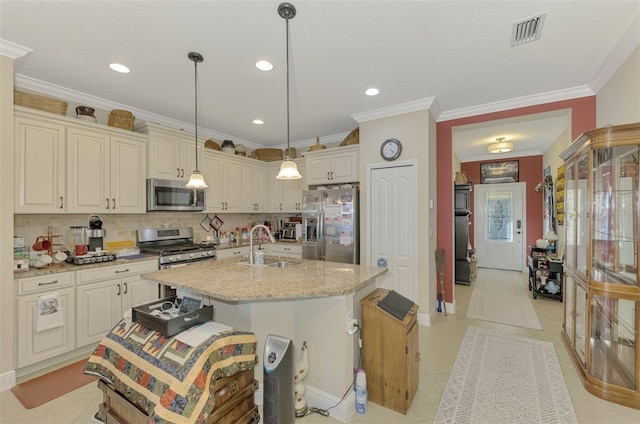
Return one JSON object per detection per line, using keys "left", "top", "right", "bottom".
{"left": 234, "top": 227, "right": 240, "bottom": 241}
{"left": 241, "top": 227, "right": 249, "bottom": 241}
{"left": 254, "top": 246, "right": 264, "bottom": 265}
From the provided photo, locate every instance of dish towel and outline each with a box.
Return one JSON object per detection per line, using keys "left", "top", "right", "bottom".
{"left": 37, "top": 292, "right": 64, "bottom": 332}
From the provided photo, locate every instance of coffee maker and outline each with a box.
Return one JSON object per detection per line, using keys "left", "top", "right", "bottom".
{"left": 87, "top": 214, "right": 106, "bottom": 251}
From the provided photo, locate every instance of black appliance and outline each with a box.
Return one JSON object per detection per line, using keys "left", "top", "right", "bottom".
{"left": 454, "top": 183, "right": 472, "bottom": 285}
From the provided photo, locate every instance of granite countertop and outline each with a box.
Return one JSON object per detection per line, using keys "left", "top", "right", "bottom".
{"left": 142, "top": 257, "right": 387, "bottom": 302}
{"left": 13, "top": 254, "right": 158, "bottom": 278}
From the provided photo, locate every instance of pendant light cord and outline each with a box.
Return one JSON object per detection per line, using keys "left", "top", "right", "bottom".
{"left": 194, "top": 59, "right": 199, "bottom": 172}
{"left": 285, "top": 16, "right": 291, "bottom": 160}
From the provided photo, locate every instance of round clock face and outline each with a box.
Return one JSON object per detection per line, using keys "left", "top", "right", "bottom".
{"left": 381, "top": 138, "right": 402, "bottom": 161}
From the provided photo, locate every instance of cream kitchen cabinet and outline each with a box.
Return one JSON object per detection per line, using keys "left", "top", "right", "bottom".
{"left": 269, "top": 161, "right": 306, "bottom": 212}
{"left": 262, "top": 243, "right": 302, "bottom": 258}
{"left": 139, "top": 122, "right": 201, "bottom": 181}
{"left": 66, "top": 127, "right": 146, "bottom": 213}
{"left": 204, "top": 152, "right": 243, "bottom": 213}
{"left": 76, "top": 260, "right": 159, "bottom": 347}
{"left": 216, "top": 246, "right": 251, "bottom": 260}
{"left": 241, "top": 162, "right": 268, "bottom": 212}
{"left": 14, "top": 110, "right": 67, "bottom": 213}
{"left": 16, "top": 272, "right": 76, "bottom": 368}
{"left": 304, "top": 146, "right": 359, "bottom": 185}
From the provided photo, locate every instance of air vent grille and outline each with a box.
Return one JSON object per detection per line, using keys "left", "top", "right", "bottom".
{"left": 511, "top": 13, "right": 546, "bottom": 46}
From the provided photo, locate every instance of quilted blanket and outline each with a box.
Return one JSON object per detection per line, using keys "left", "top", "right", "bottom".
{"left": 84, "top": 319, "right": 257, "bottom": 424}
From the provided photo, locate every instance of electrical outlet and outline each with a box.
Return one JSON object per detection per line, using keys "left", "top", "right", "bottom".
{"left": 346, "top": 311, "right": 353, "bottom": 334}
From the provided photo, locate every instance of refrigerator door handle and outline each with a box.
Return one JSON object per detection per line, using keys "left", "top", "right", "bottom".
{"left": 317, "top": 210, "right": 324, "bottom": 260}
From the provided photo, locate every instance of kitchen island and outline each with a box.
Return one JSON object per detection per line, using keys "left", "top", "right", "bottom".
{"left": 142, "top": 257, "right": 387, "bottom": 422}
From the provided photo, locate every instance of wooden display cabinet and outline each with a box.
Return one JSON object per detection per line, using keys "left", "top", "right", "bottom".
{"left": 560, "top": 123, "right": 639, "bottom": 409}
{"left": 360, "top": 288, "right": 420, "bottom": 414}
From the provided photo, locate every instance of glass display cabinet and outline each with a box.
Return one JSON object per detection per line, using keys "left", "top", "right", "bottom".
{"left": 560, "top": 123, "right": 639, "bottom": 409}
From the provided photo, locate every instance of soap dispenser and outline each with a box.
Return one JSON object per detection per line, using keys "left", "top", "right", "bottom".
{"left": 254, "top": 245, "right": 264, "bottom": 265}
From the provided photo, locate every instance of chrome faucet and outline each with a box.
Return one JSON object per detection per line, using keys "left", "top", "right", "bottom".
{"left": 249, "top": 224, "right": 276, "bottom": 264}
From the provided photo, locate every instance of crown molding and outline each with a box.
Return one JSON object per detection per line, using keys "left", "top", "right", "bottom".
{"left": 589, "top": 13, "right": 640, "bottom": 93}
{"left": 351, "top": 97, "right": 437, "bottom": 123}
{"left": 439, "top": 85, "right": 594, "bottom": 122}
{"left": 13, "top": 74, "right": 262, "bottom": 148}
{"left": 0, "top": 39, "right": 32, "bottom": 59}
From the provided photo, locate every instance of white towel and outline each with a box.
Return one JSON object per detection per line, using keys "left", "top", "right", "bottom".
{"left": 174, "top": 321, "right": 232, "bottom": 347}
{"left": 37, "top": 292, "right": 64, "bottom": 332}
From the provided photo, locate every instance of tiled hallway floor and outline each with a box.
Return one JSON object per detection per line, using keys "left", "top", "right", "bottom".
{"left": 2, "top": 268, "right": 640, "bottom": 423}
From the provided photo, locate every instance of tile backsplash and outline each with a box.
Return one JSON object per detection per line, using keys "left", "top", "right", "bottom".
{"left": 14, "top": 212, "right": 292, "bottom": 250}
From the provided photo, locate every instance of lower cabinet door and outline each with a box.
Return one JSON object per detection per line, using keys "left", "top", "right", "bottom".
{"left": 17, "top": 287, "right": 75, "bottom": 368}
{"left": 76, "top": 280, "right": 122, "bottom": 348}
{"left": 122, "top": 276, "right": 160, "bottom": 311}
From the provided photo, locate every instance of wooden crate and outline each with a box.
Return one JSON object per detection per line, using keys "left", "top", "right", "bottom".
{"left": 96, "top": 369, "right": 259, "bottom": 424}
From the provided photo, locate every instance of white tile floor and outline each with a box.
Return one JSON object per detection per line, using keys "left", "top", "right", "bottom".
{"left": 2, "top": 268, "right": 640, "bottom": 423}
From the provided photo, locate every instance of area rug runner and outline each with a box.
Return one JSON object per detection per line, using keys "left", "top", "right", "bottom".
{"left": 11, "top": 359, "right": 97, "bottom": 409}
{"left": 435, "top": 326, "right": 577, "bottom": 424}
{"left": 467, "top": 269, "right": 543, "bottom": 330}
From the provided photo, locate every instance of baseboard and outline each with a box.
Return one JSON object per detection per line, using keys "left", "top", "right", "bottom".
{"left": 255, "top": 383, "right": 355, "bottom": 423}
{"left": 0, "top": 369, "right": 16, "bottom": 391}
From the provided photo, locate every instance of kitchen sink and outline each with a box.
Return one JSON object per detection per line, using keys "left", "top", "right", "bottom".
{"left": 266, "top": 260, "right": 297, "bottom": 268}
{"left": 237, "top": 259, "right": 299, "bottom": 268}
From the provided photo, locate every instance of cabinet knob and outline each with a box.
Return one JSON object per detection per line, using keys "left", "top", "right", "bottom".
{"left": 59, "top": 196, "right": 64, "bottom": 209}
{"left": 112, "top": 198, "right": 116, "bottom": 209}
{"left": 106, "top": 198, "right": 110, "bottom": 209}
{"left": 177, "top": 168, "right": 181, "bottom": 178}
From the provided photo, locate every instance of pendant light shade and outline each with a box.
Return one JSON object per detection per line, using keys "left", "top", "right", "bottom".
{"left": 488, "top": 137, "right": 513, "bottom": 154}
{"left": 186, "top": 51, "right": 208, "bottom": 188}
{"left": 276, "top": 2, "right": 302, "bottom": 180}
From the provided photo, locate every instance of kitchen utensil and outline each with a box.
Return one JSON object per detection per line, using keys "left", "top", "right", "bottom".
{"left": 435, "top": 248, "right": 447, "bottom": 316}
{"left": 32, "top": 236, "right": 52, "bottom": 251}
{"left": 75, "top": 245, "right": 88, "bottom": 256}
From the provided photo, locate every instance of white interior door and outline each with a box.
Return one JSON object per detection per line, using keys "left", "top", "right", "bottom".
{"left": 369, "top": 164, "right": 417, "bottom": 301}
{"left": 475, "top": 182, "right": 525, "bottom": 271}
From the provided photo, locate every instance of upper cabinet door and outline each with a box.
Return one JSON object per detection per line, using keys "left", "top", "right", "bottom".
{"left": 67, "top": 127, "right": 110, "bottom": 213}
{"left": 110, "top": 135, "right": 146, "bottom": 213}
{"left": 14, "top": 115, "right": 66, "bottom": 213}
{"left": 148, "top": 131, "right": 182, "bottom": 180}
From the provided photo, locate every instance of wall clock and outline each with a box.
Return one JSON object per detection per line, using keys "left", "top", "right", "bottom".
{"left": 380, "top": 138, "right": 402, "bottom": 161}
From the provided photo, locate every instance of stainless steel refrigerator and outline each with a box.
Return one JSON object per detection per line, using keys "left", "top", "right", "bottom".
{"left": 302, "top": 188, "right": 359, "bottom": 264}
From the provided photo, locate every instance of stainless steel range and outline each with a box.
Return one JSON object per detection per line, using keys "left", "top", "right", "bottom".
{"left": 137, "top": 227, "right": 216, "bottom": 269}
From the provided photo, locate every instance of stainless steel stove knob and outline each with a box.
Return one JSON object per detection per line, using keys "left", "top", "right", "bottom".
{"left": 208, "top": 250, "right": 215, "bottom": 256}
{"left": 189, "top": 253, "right": 195, "bottom": 258}
{"left": 169, "top": 256, "right": 176, "bottom": 262}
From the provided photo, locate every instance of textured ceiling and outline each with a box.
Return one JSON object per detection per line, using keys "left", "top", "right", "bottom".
{"left": 1, "top": 1, "right": 639, "bottom": 161}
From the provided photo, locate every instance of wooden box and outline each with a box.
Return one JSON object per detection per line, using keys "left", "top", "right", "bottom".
{"left": 96, "top": 369, "right": 259, "bottom": 424}
{"left": 360, "top": 288, "right": 419, "bottom": 414}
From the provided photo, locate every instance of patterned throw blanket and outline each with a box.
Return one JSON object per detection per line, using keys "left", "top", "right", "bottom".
{"left": 85, "top": 319, "right": 257, "bottom": 424}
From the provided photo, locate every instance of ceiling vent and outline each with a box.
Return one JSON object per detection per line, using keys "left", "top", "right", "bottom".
{"left": 511, "top": 13, "right": 546, "bottom": 46}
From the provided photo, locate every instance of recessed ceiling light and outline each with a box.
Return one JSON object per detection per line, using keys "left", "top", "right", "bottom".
{"left": 109, "top": 63, "right": 130, "bottom": 73}
{"left": 253, "top": 119, "right": 264, "bottom": 125}
{"left": 256, "top": 60, "right": 274, "bottom": 71}
{"left": 365, "top": 88, "right": 379, "bottom": 96}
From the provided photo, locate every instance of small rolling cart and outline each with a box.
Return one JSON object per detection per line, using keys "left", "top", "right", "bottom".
{"left": 528, "top": 246, "right": 563, "bottom": 301}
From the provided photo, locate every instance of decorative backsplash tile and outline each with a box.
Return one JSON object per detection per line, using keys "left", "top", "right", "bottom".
{"left": 14, "top": 212, "right": 291, "bottom": 250}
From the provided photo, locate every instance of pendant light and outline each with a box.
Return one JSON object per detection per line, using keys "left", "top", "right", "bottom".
{"left": 186, "top": 51, "right": 208, "bottom": 188}
{"left": 488, "top": 137, "right": 513, "bottom": 154}
{"left": 276, "top": 2, "right": 302, "bottom": 180}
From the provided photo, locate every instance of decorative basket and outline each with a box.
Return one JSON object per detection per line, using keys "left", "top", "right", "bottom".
{"left": 205, "top": 139, "right": 221, "bottom": 150}
{"left": 253, "top": 148, "right": 283, "bottom": 162}
{"left": 14, "top": 90, "right": 68, "bottom": 115}
{"left": 308, "top": 137, "right": 326, "bottom": 151}
{"left": 108, "top": 109, "right": 135, "bottom": 131}
{"left": 454, "top": 171, "right": 468, "bottom": 185}
{"left": 235, "top": 144, "right": 247, "bottom": 157}
{"left": 339, "top": 127, "right": 359, "bottom": 146}
{"left": 284, "top": 147, "right": 297, "bottom": 158}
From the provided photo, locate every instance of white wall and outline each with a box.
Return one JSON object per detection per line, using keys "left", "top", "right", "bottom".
{"left": 358, "top": 109, "right": 436, "bottom": 321}
{"left": 596, "top": 47, "right": 640, "bottom": 126}
{"left": 0, "top": 54, "right": 15, "bottom": 387}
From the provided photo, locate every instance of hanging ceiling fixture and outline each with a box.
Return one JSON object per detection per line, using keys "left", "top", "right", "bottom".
{"left": 186, "top": 51, "right": 208, "bottom": 188}
{"left": 276, "top": 2, "right": 302, "bottom": 180}
{"left": 488, "top": 137, "right": 513, "bottom": 154}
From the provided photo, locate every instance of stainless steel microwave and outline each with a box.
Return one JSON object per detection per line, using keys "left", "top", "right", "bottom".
{"left": 146, "top": 178, "right": 205, "bottom": 212}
